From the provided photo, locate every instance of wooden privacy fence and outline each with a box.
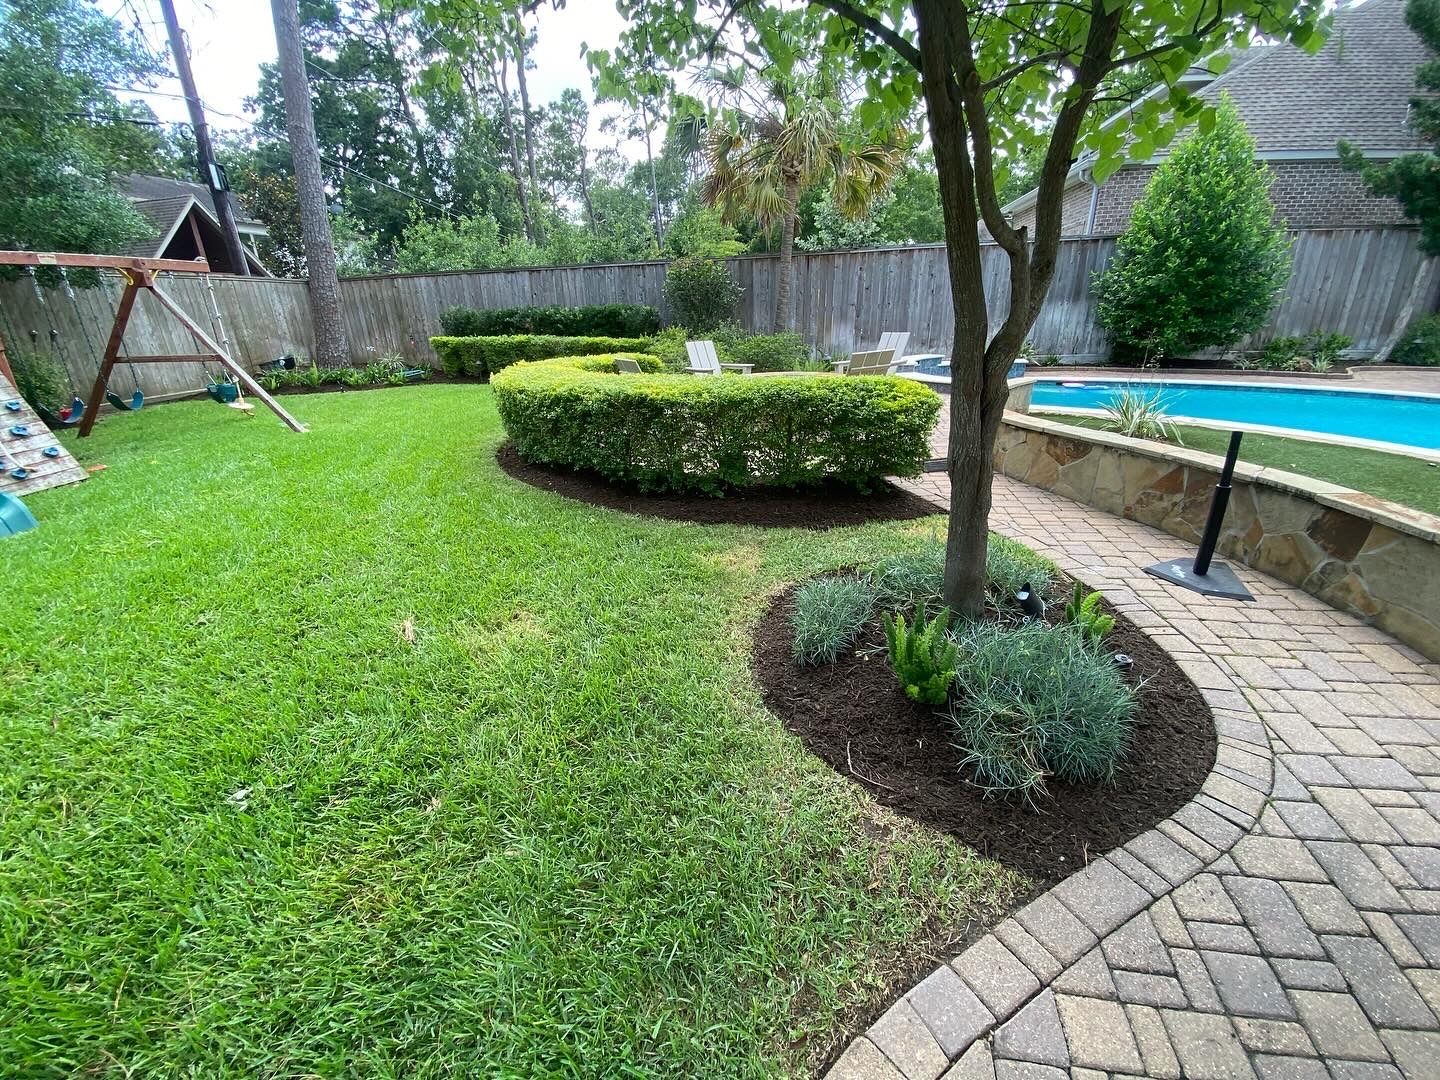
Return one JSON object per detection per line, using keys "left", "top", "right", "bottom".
{"left": 0, "top": 228, "right": 1432, "bottom": 399}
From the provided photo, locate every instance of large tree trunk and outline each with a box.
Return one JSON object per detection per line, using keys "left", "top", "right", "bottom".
{"left": 772, "top": 178, "right": 800, "bottom": 331}
{"left": 513, "top": 25, "right": 539, "bottom": 196}
{"left": 642, "top": 103, "right": 665, "bottom": 251}
{"left": 494, "top": 57, "right": 534, "bottom": 244}
{"left": 913, "top": 3, "right": 998, "bottom": 618}
{"left": 271, "top": 0, "right": 349, "bottom": 366}
{"left": 912, "top": 0, "right": 1116, "bottom": 617}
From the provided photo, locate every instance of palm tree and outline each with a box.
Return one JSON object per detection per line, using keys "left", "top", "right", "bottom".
{"left": 699, "top": 71, "right": 903, "bottom": 331}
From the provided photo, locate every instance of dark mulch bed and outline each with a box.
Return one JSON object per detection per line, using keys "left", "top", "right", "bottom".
{"left": 496, "top": 443, "right": 942, "bottom": 528}
{"left": 752, "top": 586, "right": 1216, "bottom": 885}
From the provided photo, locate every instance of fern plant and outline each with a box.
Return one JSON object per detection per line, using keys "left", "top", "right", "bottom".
{"left": 883, "top": 604, "right": 959, "bottom": 706}
{"left": 1064, "top": 582, "right": 1115, "bottom": 644}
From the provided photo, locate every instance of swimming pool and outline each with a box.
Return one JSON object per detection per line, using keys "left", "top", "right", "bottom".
{"left": 1029, "top": 379, "right": 1440, "bottom": 453}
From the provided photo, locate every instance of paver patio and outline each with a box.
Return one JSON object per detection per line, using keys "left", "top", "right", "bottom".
{"left": 825, "top": 467, "right": 1440, "bottom": 1080}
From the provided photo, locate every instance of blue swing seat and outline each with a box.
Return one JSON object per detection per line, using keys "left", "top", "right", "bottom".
{"left": 106, "top": 388, "right": 144, "bottom": 412}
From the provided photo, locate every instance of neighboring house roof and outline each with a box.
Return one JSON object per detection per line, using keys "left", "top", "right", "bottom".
{"left": 119, "top": 174, "right": 266, "bottom": 232}
{"left": 1003, "top": 0, "right": 1428, "bottom": 216}
{"left": 114, "top": 176, "right": 271, "bottom": 275}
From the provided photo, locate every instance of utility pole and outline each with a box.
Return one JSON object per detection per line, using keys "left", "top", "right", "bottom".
{"left": 271, "top": 0, "right": 350, "bottom": 366}
{"left": 158, "top": 0, "right": 251, "bottom": 276}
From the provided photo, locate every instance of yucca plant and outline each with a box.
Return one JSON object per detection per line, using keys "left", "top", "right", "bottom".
{"left": 1102, "top": 385, "right": 1182, "bottom": 443}
{"left": 1064, "top": 582, "right": 1115, "bottom": 644}
{"left": 883, "top": 604, "right": 959, "bottom": 705}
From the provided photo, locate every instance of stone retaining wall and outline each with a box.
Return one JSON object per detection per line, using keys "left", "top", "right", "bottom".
{"left": 993, "top": 408, "right": 1440, "bottom": 659}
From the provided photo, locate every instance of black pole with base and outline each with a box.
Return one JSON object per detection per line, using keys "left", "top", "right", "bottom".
{"left": 1143, "top": 430, "right": 1255, "bottom": 602}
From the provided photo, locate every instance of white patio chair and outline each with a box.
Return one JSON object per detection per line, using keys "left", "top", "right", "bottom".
{"left": 841, "top": 349, "right": 898, "bottom": 376}
{"left": 831, "top": 331, "right": 911, "bottom": 372}
{"left": 685, "top": 340, "right": 754, "bottom": 375}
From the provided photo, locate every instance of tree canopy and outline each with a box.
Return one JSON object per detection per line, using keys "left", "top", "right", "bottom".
{"left": 0, "top": 0, "right": 169, "bottom": 272}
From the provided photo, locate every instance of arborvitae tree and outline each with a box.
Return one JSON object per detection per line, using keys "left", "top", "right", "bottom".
{"left": 1096, "top": 97, "right": 1291, "bottom": 362}
{"left": 1340, "top": 0, "right": 1440, "bottom": 254}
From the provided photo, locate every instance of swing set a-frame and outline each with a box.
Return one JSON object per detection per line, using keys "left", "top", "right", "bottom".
{"left": 0, "top": 250, "right": 306, "bottom": 437}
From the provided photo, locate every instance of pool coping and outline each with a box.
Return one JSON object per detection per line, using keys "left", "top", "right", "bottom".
{"left": 1000, "top": 410, "right": 1440, "bottom": 545}
{"left": 1033, "top": 405, "right": 1440, "bottom": 465}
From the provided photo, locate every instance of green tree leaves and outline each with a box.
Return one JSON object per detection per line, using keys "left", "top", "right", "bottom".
{"left": 1095, "top": 97, "right": 1291, "bottom": 361}
{"left": 0, "top": 0, "right": 166, "bottom": 263}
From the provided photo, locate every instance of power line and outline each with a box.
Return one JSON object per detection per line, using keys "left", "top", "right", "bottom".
{"left": 103, "top": 85, "right": 453, "bottom": 218}
{"left": 204, "top": 103, "right": 458, "bottom": 219}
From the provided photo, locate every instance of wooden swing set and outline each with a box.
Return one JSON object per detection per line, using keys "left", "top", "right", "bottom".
{"left": 0, "top": 251, "right": 306, "bottom": 437}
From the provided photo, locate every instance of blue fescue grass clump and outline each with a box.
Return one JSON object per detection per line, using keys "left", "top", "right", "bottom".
{"left": 949, "top": 621, "right": 1137, "bottom": 801}
{"left": 869, "top": 535, "right": 1058, "bottom": 610}
{"left": 790, "top": 573, "right": 878, "bottom": 665}
{"left": 984, "top": 535, "right": 1058, "bottom": 605}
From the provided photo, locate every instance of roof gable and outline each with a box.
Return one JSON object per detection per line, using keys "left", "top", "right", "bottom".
{"left": 1002, "top": 0, "right": 1430, "bottom": 215}
{"left": 1196, "top": 0, "right": 1429, "bottom": 154}
{"left": 118, "top": 174, "right": 264, "bottom": 230}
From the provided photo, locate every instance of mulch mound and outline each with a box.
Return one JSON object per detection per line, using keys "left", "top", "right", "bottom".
{"left": 496, "top": 443, "right": 941, "bottom": 529}
{"left": 752, "top": 587, "right": 1216, "bottom": 884}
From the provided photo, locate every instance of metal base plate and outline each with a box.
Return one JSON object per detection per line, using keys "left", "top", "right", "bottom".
{"left": 1144, "top": 559, "right": 1255, "bottom": 601}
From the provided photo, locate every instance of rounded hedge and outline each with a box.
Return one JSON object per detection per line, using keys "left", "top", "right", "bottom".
{"left": 493, "top": 356, "right": 942, "bottom": 494}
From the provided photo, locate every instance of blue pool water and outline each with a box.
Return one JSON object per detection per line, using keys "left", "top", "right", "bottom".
{"left": 1030, "top": 379, "right": 1440, "bottom": 452}
{"left": 911, "top": 357, "right": 1029, "bottom": 380}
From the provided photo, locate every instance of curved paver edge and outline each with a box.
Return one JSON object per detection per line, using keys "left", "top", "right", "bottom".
{"left": 823, "top": 502, "right": 1276, "bottom": 1080}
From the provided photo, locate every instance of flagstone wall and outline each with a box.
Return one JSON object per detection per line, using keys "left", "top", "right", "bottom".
{"left": 993, "top": 410, "right": 1440, "bottom": 660}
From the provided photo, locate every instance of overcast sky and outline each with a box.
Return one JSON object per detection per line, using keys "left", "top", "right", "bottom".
{"left": 118, "top": 0, "right": 638, "bottom": 155}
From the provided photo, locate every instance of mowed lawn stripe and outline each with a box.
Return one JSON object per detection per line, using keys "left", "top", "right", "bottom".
{"left": 1, "top": 385, "right": 1018, "bottom": 1078}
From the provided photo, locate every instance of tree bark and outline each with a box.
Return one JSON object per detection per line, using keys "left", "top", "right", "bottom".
{"left": 494, "top": 56, "right": 534, "bottom": 244}
{"left": 910, "top": 0, "right": 1120, "bottom": 617}
{"left": 271, "top": 0, "right": 349, "bottom": 366}
{"left": 912, "top": 1, "right": 996, "bottom": 618}
{"left": 642, "top": 102, "right": 665, "bottom": 251}
{"left": 513, "top": 25, "right": 539, "bottom": 197}
{"left": 773, "top": 177, "right": 800, "bottom": 331}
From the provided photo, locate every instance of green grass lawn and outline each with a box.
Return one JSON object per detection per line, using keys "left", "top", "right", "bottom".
{"left": 1038, "top": 413, "right": 1440, "bottom": 517}
{"left": 1, "top": 386, "right": 1018, "bottom": 1078}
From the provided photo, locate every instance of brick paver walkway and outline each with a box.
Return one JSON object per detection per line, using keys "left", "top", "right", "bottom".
{"left": 826, "top": 471, "right": 1440, "bottom": 1080}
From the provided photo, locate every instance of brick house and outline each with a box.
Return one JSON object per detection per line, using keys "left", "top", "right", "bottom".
{"left": 1003, "top": 0, "right": 1428, "bottom": 235}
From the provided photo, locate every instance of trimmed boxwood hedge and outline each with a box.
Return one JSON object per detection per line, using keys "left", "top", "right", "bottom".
{"left": 431, "top": 334, "right": 654, "bottom": 378}
{"left": 493, "top": 356, "right": 942, "bottom": 493}
{"left": 439, "top": 303, "right": 660, "bottom": 338}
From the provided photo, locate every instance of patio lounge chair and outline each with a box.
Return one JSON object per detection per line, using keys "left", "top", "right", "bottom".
{"left": 841, "top": 349, "right": 897, "bottom": 376}
{"left": 832, "top": 331, "right": 911, "bottom": 373}
{"left": 615, "top": 357, "right": 645, "bottom": 373}
{"left": 685, "top": 340, "right": 754, "bottom": 375}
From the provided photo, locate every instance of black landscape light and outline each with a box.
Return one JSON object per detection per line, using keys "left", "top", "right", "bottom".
{"left": 1016, "top": 583, "right": 1046, "bottom": 618}
{"left": 1144, "top": 430, "right": 1255, "bottom": 602}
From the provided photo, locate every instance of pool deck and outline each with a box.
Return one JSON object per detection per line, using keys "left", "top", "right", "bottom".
{"left": 826, "top": 469, "right": 1440, "bottom": 1080}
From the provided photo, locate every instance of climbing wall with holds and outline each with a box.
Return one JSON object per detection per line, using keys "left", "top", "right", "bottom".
{"left": 0, "top": 374, "right": 88, "bottom": 497}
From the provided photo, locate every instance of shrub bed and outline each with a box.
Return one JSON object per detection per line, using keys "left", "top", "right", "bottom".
{"left": 430, "top": 334, "right": 654, "bottom": 378}
{"left": 493, "top": 356, "right": 941, "bottom": 493}
{"left": 438, "top": 302, "right": 659, "bottom": 338}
